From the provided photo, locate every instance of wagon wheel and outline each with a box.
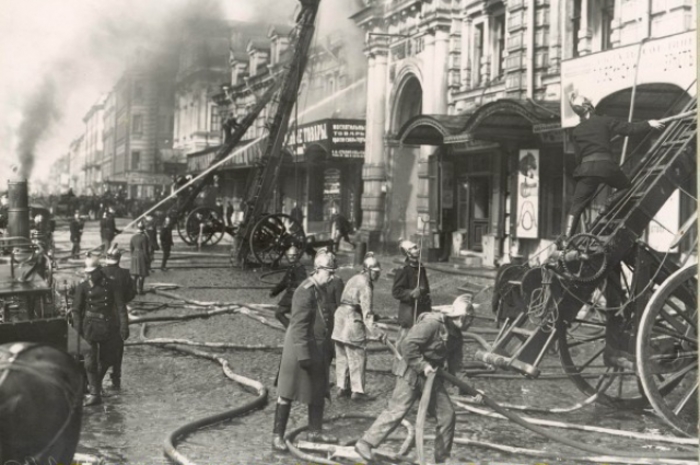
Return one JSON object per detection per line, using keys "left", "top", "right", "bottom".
{"left": 249, "top": 213, "right": 305, "bottom": 267}
{"left": 558, "top": 265, "right": 647, "bottom": 409}
{"left": 560, "top": 233, "right": 608, "bottom": 283}
{"left": 185, "top": 207, "right": 224, "bottom": 247}
{"left": 176, "top": 210, "right": 196, "bottom": 245}
{"left": 637, "top": 263, "right": 698, "bottom": 436}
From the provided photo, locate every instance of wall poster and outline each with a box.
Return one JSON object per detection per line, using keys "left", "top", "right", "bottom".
{"left": 516, "top": 149, "right": 539, "bottom": 239}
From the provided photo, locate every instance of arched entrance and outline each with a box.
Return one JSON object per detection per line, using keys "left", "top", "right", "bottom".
{"left": 387, "top": 73, "right": 423, "bottom": 242}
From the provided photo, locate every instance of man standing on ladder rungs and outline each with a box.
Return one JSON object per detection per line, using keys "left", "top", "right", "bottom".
{"left": 392, "top": 240, "right": 431, "bottom": 344}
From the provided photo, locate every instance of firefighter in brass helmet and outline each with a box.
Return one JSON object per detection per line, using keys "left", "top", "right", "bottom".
{"left": 72, "top": 254, "right": 129, "bottom": 406}
{"left": 269, "top": 245, "right": 307, "bottom": 328}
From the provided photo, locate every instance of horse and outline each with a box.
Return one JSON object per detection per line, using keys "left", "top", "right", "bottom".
{"left": 0, "top": 342, "right": 83, "bottom": 465}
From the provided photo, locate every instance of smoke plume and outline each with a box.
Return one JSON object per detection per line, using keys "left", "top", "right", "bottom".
{"left": 15, "top": 76, "right": 61, "bottom": 179}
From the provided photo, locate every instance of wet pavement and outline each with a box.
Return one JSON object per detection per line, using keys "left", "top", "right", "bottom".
{"left": 50, "top": 217, "right": 697, "bottom": 465}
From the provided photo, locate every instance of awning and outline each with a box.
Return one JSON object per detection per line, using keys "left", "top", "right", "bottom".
{"left": 395, "top": 99, "right": 561, "bottom": 146}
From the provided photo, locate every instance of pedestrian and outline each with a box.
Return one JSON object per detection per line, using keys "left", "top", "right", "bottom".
{"left": 159, "top": 216, "right": 174, "bottom": 271}
{"left": 69, "top": 210, "right": 84, "bottom": 259}
{"left": 130, "top": 222, "right": 151, "bottom": 295}
{"left": 100, "top": 206, "right": 120, "bottom": 253}
{"left": 354, "top": 295, "right": 476, "bottom": 464}
{"left": 269, "top": 246, "right": 307, "bottom": 328}
{"left": 144, "top": 214, "right": 159, "bottom": 266}
{"left": 271, "top": 251, "right": 339, "bottom": 451}
{"left": 563, "top": 91, "right": 664, "bottom": 241}
{"left": 101, "top": 245, "right": 136, "bottom": 390}
{"left": 72, "top": 255, "right": 129, "bottom": 406}
{"left": 290, "top": 201, "right": 304, "bottom": 226}
{"left": 392, "top": 240, "right": 431, "bottom": 343}
{"left": 330, "top": 207, "right": 355, "bottom": 252}
{"left": 332, "top": 252, "right": 387, "bottom": 401}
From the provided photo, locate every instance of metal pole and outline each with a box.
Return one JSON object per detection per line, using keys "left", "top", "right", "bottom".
{"left": 413, "top": 216, "right": 429, "bottom": 326}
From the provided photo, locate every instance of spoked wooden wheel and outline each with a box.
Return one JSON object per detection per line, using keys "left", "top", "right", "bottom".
{"left": 176, "top": 210, "right": 196, "bottom": 245}
{"left": 185, "top": 207, "right": 225, "bottom": 247}
{"left": 249, "top": 213, "right": 305, "bottom": 267}
{"left": 637, "top": 263, "right": 698, "bottom": 436}
{"left": 558, "top": 268, "right": 647, "bottom": 409}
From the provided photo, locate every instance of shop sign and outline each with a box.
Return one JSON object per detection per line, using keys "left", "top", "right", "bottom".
{"left": 288, "top": 119, "right": 365, "bottom": 159}
{"left": 515, "top": 150, "right": 539, "bottom": 239}
{"left": 561, "top": 31, "right": 696, "bottom": 128}
{"left": 648, "top": 191, "right": 680, "bottom": 253}
{"left": 330, "top": 123, "right": 365, "bottom": 146}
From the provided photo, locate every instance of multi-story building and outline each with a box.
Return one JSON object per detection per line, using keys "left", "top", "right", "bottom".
{"left": 102, "top": 91, "right": 117, "bottom": 194}
{"left": 67, "top": 135, "right": 84, "bottom": 195}
{"left": 189, "top": 19, "right": 368, "bottom": 234}
{"left": 106, "top": 48, "right": 178, "bottom": 200}
{"left": 82, "top": 95, "right": 106, "bottom": 195}
{"left": 353, "top": 0, "right": 695, "bottom": 265}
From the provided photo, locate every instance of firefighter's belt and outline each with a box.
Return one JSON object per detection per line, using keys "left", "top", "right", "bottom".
{"left": 340, "top": 302, "right": 361, "bottom": 310}
{"left": 85, "top": 311, "right": 110, "bottom": 320}
{"left": 581, "top": 152, "right": 612, "bottom": 163}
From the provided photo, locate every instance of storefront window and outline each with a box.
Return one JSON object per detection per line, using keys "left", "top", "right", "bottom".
{"left": 540, "top": 152, "right": 564, "bottom": 238}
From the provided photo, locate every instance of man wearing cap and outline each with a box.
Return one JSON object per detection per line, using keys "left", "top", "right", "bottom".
{"left": 354, "top": 295, "right": 475, "bottom": 463}
{"left": 332, "top": 252, "right": 387, "bottom": 401}
{"left": 69, "top": 210, "right": 84, "bottom": 259}
{"left": 72, "top": 255, "right": 129, "bottom": 406}
{"left": 100, "top": 206, "right": 121, "bottom": 253}
{"left": 271, "top": 250, "right": 339, "bottom": 452}
{"left": 393, "top": 240, "right": 431, "bottom": 340}
{"left": 130, "top": 222, "right": 151, "bottom": 295}
{"left": 564, "top": 92, "right": 664, "bottom": 242}
{"left": 101, "top": 246, "right": 136, "bottom": 390}
{"left": 269, "top": 246, "right": 307, "bottom": 328}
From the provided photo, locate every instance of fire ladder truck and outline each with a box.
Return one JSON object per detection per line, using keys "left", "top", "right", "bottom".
{"left": 486, "top": 96, "right": 697, "bottom": 436}
{"left": 168, "top": 0, "right": 321, "bottom": 267}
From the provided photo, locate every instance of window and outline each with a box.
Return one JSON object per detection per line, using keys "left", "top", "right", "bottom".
{"left": 131, "top": 151, "right": 141, "bottom": 171}
{"left": 572, "top": 0, "right": 582, "bottom": 57}
{"left": 494, "top": 14, "right": 506, "bottom": 79}
{"left": 210, "top": 106, "right": 221, "bottom": 133}
{"left": 132, "top": 114, "right": 143, "bottom": 134}
{"left": 601, "top": 0, "right": 615, "bottom": 51}
{"left": 473, "top": 23, "right": 484, "bottom": 86}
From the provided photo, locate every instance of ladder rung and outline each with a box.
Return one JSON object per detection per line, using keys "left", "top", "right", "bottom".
{"left": 661, "top": 138, "right": 691, "bottom": 147}
{"left": 512, "top": 327, "right": 534, "bottom": 337}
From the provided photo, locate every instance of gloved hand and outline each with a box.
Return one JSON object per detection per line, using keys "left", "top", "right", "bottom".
{"left": 120, "top": 326, "right": 130, "bottom": 341}
{"left": 299, "top": 359, "right": 312, "bottom": 370}
{"left": 423, "top": 365, "right": 437, "bottom": 376}
{"left": 410, "top": 288, "right": 421, "bottom": 299}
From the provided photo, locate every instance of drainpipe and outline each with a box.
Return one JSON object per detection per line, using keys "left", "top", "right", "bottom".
{"left": 526, "top": 0, "right": 536, "bottom": 99}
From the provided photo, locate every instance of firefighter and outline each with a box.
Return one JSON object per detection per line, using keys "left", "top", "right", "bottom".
{"left": 269, "top": 246, "right": 307, "bottom": 328}
{"left": 72, "top": 255, "right": 129, "bottom": 406}
{"left": 332, "top": 252, "right": 387, "bottom": 401}
{"left": 100, "top": 206, "right": 121, "bottom": 253}
{"left": 130, "top": 222, "right": 151, "bottom": 295}
{"left": 272, "top": 250, "right": 338, "bottom": 451}
{"left": 144, "top": 214, "right": 159, "bottom": 266}
{"left": 69, "top": 210, "right": 84, "bottom": 259}
{"left": 330, "top": 207, "right": 355, "bottom": 252}
{"left": 564, "top": 92, "right": 664, "bottom": 241}
{"left": 101, "top": 245, "right": 136, "bottom": 390}
{"left": 392, "top": 240, "right": 431, "bottom": 342}
{"left": 159, "top": 216, "right": 174, "bottom": 271}
{"left": 354, "top": 294, "right": 476, "bottom": 464}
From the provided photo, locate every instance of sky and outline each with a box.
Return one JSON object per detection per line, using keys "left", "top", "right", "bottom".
{"left": 0, "top": 0, "right": 354, "bottom": 191}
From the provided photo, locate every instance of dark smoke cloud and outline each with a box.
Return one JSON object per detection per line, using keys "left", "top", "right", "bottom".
{"left": 16, "top": 76, "right": 61, "bottom": 179}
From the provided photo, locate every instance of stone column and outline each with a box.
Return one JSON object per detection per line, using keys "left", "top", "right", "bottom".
{"left": 360, "top": 35, "right": 390, "bottom": 248}
{"left": 460, "top": 14, "right": 472, "bottom": 91}
{"left": 481, "top": 14, "right": 492, "bottom": 86}
{"left": 577, "top": 0, "right": 592, "bottom": 55}
{"left": 548, "top": 0, "right": 561, "bottom": 74}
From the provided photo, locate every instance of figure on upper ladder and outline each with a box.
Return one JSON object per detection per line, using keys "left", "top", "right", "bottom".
{"left": 562, "top": 92, "right": 664, "bottom": 244}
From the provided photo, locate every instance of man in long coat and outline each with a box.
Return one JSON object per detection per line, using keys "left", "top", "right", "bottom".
{"left": 159, "top": 216, "right": 174, "bottom": 271}
{"left": 269, "top": 246, "right": 307, "bottom": 328}
{"left": 130, "top": 222, "right": 151, "bottom": 295}
{"left": 271, "top": 250, "right": 338, "bottom": 452}
{"left": 69, "top": 210, "right": 83, "bottom": 259}
{"left": 392, "top": 240, "right": 431, "bottom": 342}
{"left": 100, "top": 207, "right": 120, "bottom": 253}
{"left": 101, "top": 245, "right": 136, "bottom": 389}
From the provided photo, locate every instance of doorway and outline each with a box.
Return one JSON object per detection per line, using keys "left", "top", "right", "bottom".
{"left": 457, "top": 174, "right": 491, "bottom": 251}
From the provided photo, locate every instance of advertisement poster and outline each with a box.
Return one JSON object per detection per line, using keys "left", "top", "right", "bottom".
{"left": 516, "top": 150, "right": 539, "bottom": 238}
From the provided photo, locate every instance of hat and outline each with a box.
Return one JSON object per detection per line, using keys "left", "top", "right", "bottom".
{"left": 440, "top": 294, "right": 476, "bottom": 319}
{"left": 137, "top": 221, "right": 145, "bottom": 231}
{"left": 362, "top": 252, "right": 381, "bottom": 272}
{"left": 105, "top": 243, "right": 122, "bottom": 265}
{"left": 399, "top": 240, "right": 418, "bottom": 257}
{"left": 314, "top": 249, "right": 337, "bottom": 270}
{"left": 84, "top": 254, "right": 101, "bottom": 273}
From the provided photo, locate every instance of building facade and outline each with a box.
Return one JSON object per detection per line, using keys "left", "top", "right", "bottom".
{"left": 105, "top": 49, "right": 178, "bottom": 199}
{"left": 353, "top": 0, "right": 696, "bottom": 265}
{"left": 67, "top": 135, "right": 84, "bottom": 195}
{"left": 82, "top": 95, "right": 106, "bottom": 195}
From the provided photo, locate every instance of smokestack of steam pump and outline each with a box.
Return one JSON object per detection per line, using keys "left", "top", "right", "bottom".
{"left": 7, "top": 178, "right": 30, "bottom": 243}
